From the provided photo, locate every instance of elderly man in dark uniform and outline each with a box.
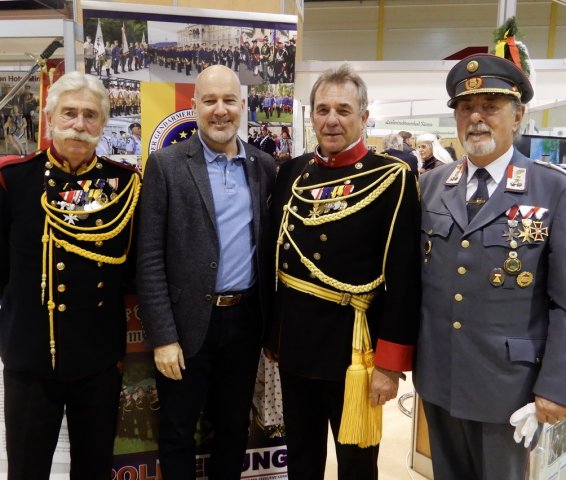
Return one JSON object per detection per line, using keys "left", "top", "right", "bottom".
{"left": 269, "top": 63, "right": 420, "bottom": 479}
{"left": 0, "top": 71, "right": 140, "bottom": 479}
{"left": 415, "top": 53, "right": 566, "bottom": 480}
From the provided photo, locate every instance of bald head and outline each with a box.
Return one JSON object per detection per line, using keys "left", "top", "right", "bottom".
{"left": 194, "top": 65, "right": 241, "bottom": 100}
{"left": 191, "top": 65, "right": 245, "bottom": 157}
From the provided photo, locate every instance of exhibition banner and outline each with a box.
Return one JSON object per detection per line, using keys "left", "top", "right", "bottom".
{"left": 115, "top": 295, "right": 287, "bottom": 480}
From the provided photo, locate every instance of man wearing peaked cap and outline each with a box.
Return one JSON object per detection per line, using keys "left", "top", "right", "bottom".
{"left": 415, "top": 53, "right": 566, "bottom": 480}
{"left": 126, "top": 122, "right": 142, "bottom": 155}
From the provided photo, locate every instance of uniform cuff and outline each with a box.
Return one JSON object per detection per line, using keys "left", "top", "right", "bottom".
{"left": 373, "top": 339, "right": 414, "bottom": 372}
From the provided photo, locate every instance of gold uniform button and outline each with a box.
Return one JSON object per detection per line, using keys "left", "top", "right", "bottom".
{"left": 283, "top": 243, "right": 290, "bottom": 250}
{"left": 96, "top": 162, "right": 103, "bottom": 169}
{"left": 320, "top": 234, "right": 328, "bottom": 242}
{"left": 461, "top": 240, "right": 470, "bottom": 248}
{"left": 454, "top": 293, "right": 463, "bottom": 301}
{"left": 302, "top": 173, "right": 310, "bottom": 180}
{"left": 282, "top": 262, "right": 289, "bottom": 270}
{"left": 457, "top": 267, "right": 467, "bottom": 275}
{"left": 95, "top": 241, "right": 103, "bottom": 247}
{"left": 58, "top": 304, "right": 67, "bottom": 312}
{"left": 288, "top": 224, "right": 295, "bottom": 232}
{"left": 313, "top": 252, "right": 321, "bottom": 260}
{"left": 50, "top": 200, "right": 57, "bottom": 206}
{"left": 57, "top": 284, "right": 66, "bottom": 293}
{"left": 97, "top": 262, "right": 103, "bottom": 267}
{"left": 98, "top": 301, "right": 104, "bottom": 307}
{"left": 427, "top": 229, "right": 434, "bottom": 235}
{"left": 95, "top": 219, "right": 103, "bottom": 226}
{"left": 452, "top": 321, "right": 462, "bottom": 330}
{"left": 97, "top": 282, "right": 105, "bottom": 289}
{"left": 48, "top": 179, "right": 56, "bottom": 187}
{"left": 292, "top": 206, "right": 298, "bottom": 212}
{"left": 56, "top": 262, "right": 65, "bottom": 271}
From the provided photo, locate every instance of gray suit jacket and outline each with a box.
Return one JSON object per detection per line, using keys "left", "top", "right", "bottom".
{"left": 136, "top": 135, "right": 276, "bottom": 357}
{"left": 415, "top": 150, "right": 566, "bottom": 423}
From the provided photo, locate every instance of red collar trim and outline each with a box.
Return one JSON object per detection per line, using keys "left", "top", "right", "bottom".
{"left": 314, "top": 139, "right": 368, "bottom": 168}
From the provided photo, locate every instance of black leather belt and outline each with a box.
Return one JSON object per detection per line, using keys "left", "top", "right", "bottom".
{"left": 212, "top": 287, "right": 255, "bottom": 307}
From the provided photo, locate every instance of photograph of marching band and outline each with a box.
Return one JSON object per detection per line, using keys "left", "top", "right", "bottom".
{"left": 146, "top": 22, "right": 296, "bottom": 86}
{"left": 83, "top": 18, "right": 151, "bottom": 83}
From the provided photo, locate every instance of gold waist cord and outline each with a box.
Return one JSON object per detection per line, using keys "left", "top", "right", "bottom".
{"left": 278, "top": 270, "right": 382, "bottom": 448}
{"left": 40, "top": 173, "right": 141, "bottom": 369}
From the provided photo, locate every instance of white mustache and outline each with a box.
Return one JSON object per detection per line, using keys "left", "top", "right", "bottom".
{"left": 52, "top": 127, "right": 100, "bottom": 145}
{"left": 466, "top": 124, "right": 492, "bottom": 136}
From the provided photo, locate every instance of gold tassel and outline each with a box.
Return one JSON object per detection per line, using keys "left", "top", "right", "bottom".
{"left": 338, "top": 350, "right": 369, "bottom": 445}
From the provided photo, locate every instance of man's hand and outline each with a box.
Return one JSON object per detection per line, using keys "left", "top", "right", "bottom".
{"left": 369, "top": 367, "right": 402, "bottom": 407}
{"left": 535, "top": 396, "right": 566, "bottom": 424}
{"left": 154, "top": 342, "right": 185, "bottom": 380}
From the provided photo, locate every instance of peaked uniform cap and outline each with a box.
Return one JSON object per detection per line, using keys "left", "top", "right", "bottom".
{"left": 446, "top": 53, "right": 533, "bottom": 108}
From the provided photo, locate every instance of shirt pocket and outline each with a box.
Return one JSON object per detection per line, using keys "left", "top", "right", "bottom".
{"left": 422, "top": 209, "right": 453, "bottom": 239}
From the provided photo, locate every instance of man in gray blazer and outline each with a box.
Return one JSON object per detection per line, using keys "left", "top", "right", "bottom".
{"left": 416, "top": 54, "right": 566, "bottom": 480}
{"left": 137, "top": 65, "right": 276, "bottom": 479}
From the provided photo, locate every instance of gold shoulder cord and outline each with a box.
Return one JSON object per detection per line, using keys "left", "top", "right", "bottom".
{"left": 275, "top": 161, "right": 409, "bottom": 447}
{"left": 276, "top": 162, "right": 407, "bottom": 293}
{"left": 40, "top": 170, "right": 141, "bottom": 369}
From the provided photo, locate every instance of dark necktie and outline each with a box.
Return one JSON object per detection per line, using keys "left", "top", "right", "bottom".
{"left": 467, "top": 168, "right": 490, "bottom": 221}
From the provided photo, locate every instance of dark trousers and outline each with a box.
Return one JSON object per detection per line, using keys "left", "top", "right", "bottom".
{"left": 279, "top": 371, "right": 379, "bottom": 480}
{"left": 423, "top": 400, "right": 534, "bottom": 480}
{"left": 156, "top": 297, "right": 262, "bottom": 480}
{"left": 4, "top": 365, "right": 122, "bottom": 480}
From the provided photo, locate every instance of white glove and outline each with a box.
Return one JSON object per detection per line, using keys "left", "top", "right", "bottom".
{"left": 509, "top": 402, "right": 539, "bottom": 448}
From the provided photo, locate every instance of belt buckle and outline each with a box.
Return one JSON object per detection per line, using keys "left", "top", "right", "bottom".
{"left": 216, "top": 294, "right": 232, "bottom": 307}
{"left": 339, "top": 292, "right": 352, "bottom": 306}
{"left": 215, "top": 294, "right": 242, "bottom": 307}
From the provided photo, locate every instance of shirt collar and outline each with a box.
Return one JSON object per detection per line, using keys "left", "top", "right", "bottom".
{"left": 199, "top": 132, "right": 246, "bottom": 164}
{"left": 467, "top": 145, "right": 514, "bottom": 186}
{"left": 314, "top": 137, "right": 368, "bottom": 168}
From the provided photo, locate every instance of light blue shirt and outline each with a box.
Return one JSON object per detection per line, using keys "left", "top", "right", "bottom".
{"left": 200, "top": 133, "right": 256, "bottom": 292}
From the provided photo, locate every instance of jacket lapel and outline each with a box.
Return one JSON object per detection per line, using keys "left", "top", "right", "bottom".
{"left": 440, "top": 161, "right": 468, "bottom": 232}
{"left": 184, "top": 135, "right": 217, "bottom": 228}
{"left": 242, "top": 143, "right": 261, "bottom": 243}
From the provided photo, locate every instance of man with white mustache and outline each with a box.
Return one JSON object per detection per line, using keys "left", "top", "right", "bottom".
{"left": 0, "top": 71, "right": 141, "bottom": 478}
{"left": 416, "top": 54, "right": 566, "bottom": 480}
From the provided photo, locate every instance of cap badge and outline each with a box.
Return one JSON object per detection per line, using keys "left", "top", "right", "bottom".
{"left": 465, "top": 77, "right": 483, "bottom": 91}
{"left": 466, "top": 60, "right": 479, "bottom": 73}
